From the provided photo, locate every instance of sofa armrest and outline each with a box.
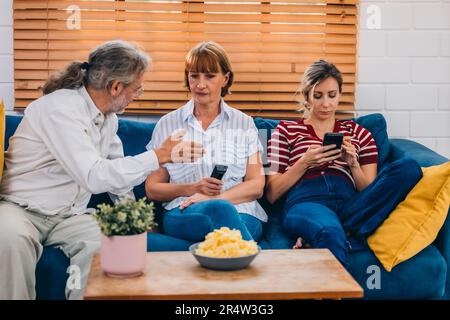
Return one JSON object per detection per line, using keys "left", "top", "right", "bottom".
{"left": 436, "top": 208, "right": 450, "bottom": 298}
{"left": 388, "top": 138, "right": 448, "bottom": 167}
{"left": 389, "top": 139, "right": 450, "bottom": 297}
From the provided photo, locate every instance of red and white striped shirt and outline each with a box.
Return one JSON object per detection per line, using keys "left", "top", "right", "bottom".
{"left": 267, "top": 119, "right": 378, "bottom": 187}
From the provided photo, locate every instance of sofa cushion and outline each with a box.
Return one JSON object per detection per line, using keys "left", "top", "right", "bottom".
{"left": 263, "top": 211, "right": 295, "bottom": 249}
{"left": 348, "top": 245, "right": 446, "bottom": 299}
{"left": 117, "top": 119, "right": 155, "bottom": 158}
{"left": 253, "top": 117, "right": 280, "bottom": 168}
{"left": 35, "top": 247, "right": 70, "bottom": 300}
{"left": 389, "top": 138, "right": 449, "bottom": 167}
{"left": 118, "top": 120, "right": 156, "bottom": 201}
{"left": 355, "top": 113, "right": 390, "bottom": 169}
{"left": 147, "top": 232, "right": 192, "bottom": 251}
{"left": 368, "top": 162, "right": 450, "bottom": 272}
{"left": 5, "top": 115, "right": 22, "bottom": 149}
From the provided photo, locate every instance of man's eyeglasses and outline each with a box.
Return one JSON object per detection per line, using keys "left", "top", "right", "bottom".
{"left": 126, "top": 82, "right": 144, "bottom": 98}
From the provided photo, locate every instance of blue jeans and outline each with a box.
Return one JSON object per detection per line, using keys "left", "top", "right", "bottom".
{"left": 163, "top": 199, "right": 263, "bottom": 242}
{"left": 283, "top": 158, "right": 422, "bottom": 269}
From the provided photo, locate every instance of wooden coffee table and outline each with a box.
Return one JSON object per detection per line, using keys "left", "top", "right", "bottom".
{"left": 84, "top": 249, "right": 363, "bottom": 300}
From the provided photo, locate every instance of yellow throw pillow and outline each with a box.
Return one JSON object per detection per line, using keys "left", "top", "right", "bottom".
{"left": 368, "top": 162, "right": 450, "bottom": 272}
{"left": 0, "top": 99, "right": 5, "bottom": 182}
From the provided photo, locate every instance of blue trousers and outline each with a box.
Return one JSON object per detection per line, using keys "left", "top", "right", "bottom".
{"left": 163, "top": 199, "right": 263, "bottom": 242}
{"left": 283, "top": 158, "right": 422, "bottom": 268}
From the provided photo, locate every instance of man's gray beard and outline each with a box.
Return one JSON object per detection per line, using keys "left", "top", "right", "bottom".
{"left": 110, "top": 95, "right": 127, "bottom": 114}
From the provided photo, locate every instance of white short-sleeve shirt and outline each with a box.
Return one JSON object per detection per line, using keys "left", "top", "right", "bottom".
{"left": 146, "top": 99, "right": 267, "bottom": 222}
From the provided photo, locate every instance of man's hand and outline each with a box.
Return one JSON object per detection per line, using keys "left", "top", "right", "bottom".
{"left": 155, "top": 129, "right": 204, "bottom": 165}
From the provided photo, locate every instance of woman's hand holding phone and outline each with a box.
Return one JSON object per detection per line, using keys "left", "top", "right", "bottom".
{"left": 297, "top": 144, "right": 341, "bottom": 169}
{"left": 194, "top": 177, "right": 223, "bottom": 196}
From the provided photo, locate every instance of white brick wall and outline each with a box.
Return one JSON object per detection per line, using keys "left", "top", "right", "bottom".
{"left": 442, "top": 33, "right": 450, "bottom": 56}
{"left": 1, "top": 0, "right": 449, "bottom": 158}
{"left": 357, "top": 0, "right": 450, "bottom": 158}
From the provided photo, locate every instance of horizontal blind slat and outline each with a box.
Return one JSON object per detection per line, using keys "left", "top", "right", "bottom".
{"left": 13, "top": 0, "right": 358, "bottom": 117}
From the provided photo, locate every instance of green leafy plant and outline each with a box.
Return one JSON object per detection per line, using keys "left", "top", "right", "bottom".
{"left": 94, "top": 197, "right": 157, "bottom": 237}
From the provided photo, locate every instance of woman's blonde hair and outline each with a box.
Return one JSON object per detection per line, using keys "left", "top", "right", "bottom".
{"left": 184, "top": 41, "right": 234, "bottom": 97}
{"left": 299, "top": 60, "right": 343, "bottom": 118}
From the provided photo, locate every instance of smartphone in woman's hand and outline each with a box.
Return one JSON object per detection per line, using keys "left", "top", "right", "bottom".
{"left": 323, "top": 133, "right": 344, "bottom": 151}
{"left": 210, "top": 165, "right": 228, "bottom": 180}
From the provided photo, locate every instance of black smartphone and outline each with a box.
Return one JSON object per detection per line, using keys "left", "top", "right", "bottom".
{"left": 210, "top": 165, "right": 228, "bottom": 180}
{"left": 323, "top": 132, "right": 344, "bottom": 150}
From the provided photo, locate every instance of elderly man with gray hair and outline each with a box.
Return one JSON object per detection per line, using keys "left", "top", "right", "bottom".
{"left": 0, "top": 40, "right": 203, "bottom": 300}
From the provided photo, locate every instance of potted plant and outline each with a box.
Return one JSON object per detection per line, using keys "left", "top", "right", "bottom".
{"left": 94, "top": 197, "right": 156, "bottom": 278}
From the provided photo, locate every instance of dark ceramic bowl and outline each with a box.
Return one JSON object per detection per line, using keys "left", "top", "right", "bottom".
{"left": 189, "top": 242, "right": 261, "bottom": 271}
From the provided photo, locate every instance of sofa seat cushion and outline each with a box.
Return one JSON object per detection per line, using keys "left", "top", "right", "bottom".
{"left": 35, "top": 247, "right": 70, "bottom": 300}
{"left": 263, "top": 212, "right": 295, "bottom": 249}
{"left": 348, "top": 244, "right": 447, "bottom": 299}
{"left": 147, "top": 232, "right": 192, "bottom": 251}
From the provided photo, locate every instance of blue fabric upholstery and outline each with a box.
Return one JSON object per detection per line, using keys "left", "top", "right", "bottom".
{"left": 389, "top": 138, "right": 449, "bottom": 167}
{"left": 3, "top": 113, "right": 449, "bottom": 300}
{"left": 354, "top": 113, "right": 390, "bottom": 169}
{"left": 348, "top": 245, "right": 447, "bottom": 299}
{"left": 35, "top": 247, "right": 70, "bottom": 300}
{"left": 388, "top": 138, "right": 450, "bottom": 299}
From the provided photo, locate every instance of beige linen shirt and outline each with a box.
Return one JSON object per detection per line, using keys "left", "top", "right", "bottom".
{"left": 0, "top": 87, "right": 159, "bottom": 216}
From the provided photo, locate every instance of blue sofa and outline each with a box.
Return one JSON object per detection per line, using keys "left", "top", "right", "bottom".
{"left": 3, "top": 113, "right": 449, "bottom": 300}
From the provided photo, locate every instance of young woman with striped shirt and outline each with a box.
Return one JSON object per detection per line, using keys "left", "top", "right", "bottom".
{"left": 266, "top": 60, "right": 422, "bottom": 268}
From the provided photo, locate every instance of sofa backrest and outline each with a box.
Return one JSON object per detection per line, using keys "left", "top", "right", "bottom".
{"left": 4, "top": 112, "right": 390, "bottom": 210}
{"left": 4, "top": 115, "right": 22, "bottom": 150}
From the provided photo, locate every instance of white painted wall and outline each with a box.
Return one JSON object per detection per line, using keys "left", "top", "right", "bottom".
{"left": 1, "top": 0, "right": 449, "bottom": 157}
{"left": 358, "top": 0, "right": 450, "bottom": 158}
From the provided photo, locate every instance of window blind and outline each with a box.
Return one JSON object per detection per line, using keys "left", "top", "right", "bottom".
{"left": 13, "top": 0, "right": 359, "bottom": 118}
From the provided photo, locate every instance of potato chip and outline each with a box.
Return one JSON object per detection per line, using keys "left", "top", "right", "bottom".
{"left": 195, "top": 227, "right": 258, "bottom": 258}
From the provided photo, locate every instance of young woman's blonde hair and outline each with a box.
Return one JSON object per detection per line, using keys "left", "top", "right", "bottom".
{"left": 184, "top": 41, "right": 234, "bottom": 97}
{"left": 298, "top": 60, "right": 343, "bottom": 118}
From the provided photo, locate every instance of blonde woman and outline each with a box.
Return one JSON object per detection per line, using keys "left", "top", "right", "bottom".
{"left": 266, "top": 60, "right": 422, "bottom": 268}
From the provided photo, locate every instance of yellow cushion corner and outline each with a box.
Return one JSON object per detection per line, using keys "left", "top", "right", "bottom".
{"left": 367, "top": 162, "right": 450, "bottom": 272}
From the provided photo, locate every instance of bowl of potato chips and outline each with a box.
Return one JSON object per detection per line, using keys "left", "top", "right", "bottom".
{"left": 189, "top": 227, "right": 261, "bottom": 271}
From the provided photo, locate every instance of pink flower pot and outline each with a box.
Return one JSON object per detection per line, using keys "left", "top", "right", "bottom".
{"left": 100, "top": 232, "right": 147, "bottom": 278}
